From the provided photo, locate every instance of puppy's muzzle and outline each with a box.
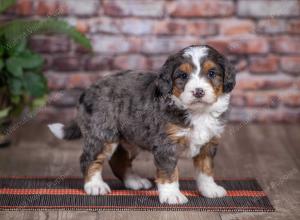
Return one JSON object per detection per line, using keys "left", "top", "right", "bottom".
{"left": 193, "top": 88, "right": 205, "bottom": 98}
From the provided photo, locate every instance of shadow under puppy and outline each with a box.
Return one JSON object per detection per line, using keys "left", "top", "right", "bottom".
{"left": 48, "top": 45, "right": 236, "bottom": 204}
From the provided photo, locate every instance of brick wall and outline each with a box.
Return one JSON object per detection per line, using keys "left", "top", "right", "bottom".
{"left": 4, "top": 0, "right": 300, "bottom": 123}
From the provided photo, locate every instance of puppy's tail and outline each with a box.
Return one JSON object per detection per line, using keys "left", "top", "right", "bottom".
{"left": 48, "top": 121, "right": 81, "bottom": 140}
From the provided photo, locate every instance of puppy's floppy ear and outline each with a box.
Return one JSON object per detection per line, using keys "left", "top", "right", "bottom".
{"left": 222, "top": 57, "right": 236, "bottom": 93}
{"left": 155, "top": 55, "right": 178, "bottom": 98}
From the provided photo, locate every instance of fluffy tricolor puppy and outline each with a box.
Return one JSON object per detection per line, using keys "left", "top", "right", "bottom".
{"left": 48, "top": 45, "right": 236, "bottom": 204}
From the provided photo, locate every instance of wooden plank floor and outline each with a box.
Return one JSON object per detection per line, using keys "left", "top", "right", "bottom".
{"left": 0, "top": 123, "right": 299, "bottom": 220}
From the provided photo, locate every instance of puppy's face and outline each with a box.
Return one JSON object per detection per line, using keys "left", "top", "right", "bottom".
{"left": 158, "top": 45, "right": 236, "bottom": 108}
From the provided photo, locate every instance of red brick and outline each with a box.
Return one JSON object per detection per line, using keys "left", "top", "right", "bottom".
{"left": 76, "top": 20, "right": 89, "bottom": 33}
{"left": 141, "top": 36, "right": 199, "bottom": 54}
{"left": 48, "top": 90, "right": 82, "bottom": 107}
{"left": 228, "top": 36, "right": 269, "bottom": 54}
{"left": 89, "top": 17, "right": 118, "bottom": 34}
{"left": 297, "top": 80, "right": 300, "bottom": 89}
{"left": 36, "top": 106, "right": 76, "bottom": 123}
{"left": 229, "top": 108, "right": 300, "bottom": 123}
{"left": 280, "top": 93, "right": 300, "bottom": 107}
{"left": 154, "top": 20, "right": 217, "bottom": 36}
{"left": 257, "top": 19, "right": 286, "bottom": 34}
{"left": 219, "top": 19, "right": 255, "bottom": 36}
{"left": 205, "top": 38, "right": 230, "bottom": 54}
{"left": 69, "top": 0, "right": 99, "bottom": 16}
{"left": 15, "top": 0, "right": 33, "bottom": 16}
{"left": 247, "top": 93, "right": 279, "bottom": 108}
{"left": 237, "top": 0, "right": 300, "bottom": 17}
{"left": 280, "top": 56, "right": 300, "bottom": 75}
{"left": 46, "top": 73, "right": 99, "bottom": 90}
{"left": 249, "top": 55, "right": 279, "bottom": 73}
{"left": 147, "top": 55, "right": 168, "bottom": 70}
{"left": 272, "top": 36, "right": 300, "bottom": 54}
{"left": 119, "top": 19, "right": 153, "bottom": 35}
{"left": 167, "top": 0, "right": 234, "bottom": 17}
{"left": 288, "top": 20, "right": 300, "bottom": 34}
{"left": 91, "top": 35, "right": 142, "bottom": 54}
{"left": 29, "top": 36, "right": 70, "bottom": 53}
{"left": 37, "top": 0, "right": 98, "bottom": 16}
{"left": 227, "top": 56, "right": 248, "bottom": 72}
{"left": 235, "top": 59, "right": 248, "bottom": 72}
{"left": 52, "top": 56, "right": 85, "bottom": 71}
{"left": 230, "top": 93, "right": 246, "bottom": 107}
{"left": 90, "top": 18, "right": 154, "bottom": 35}
{"left": 103, "top": 0, "right": 164, "bottom": 17}
{"left": 113, "top": 54, "right": 149, "bottom": 70}
{"left": 231, "top": 92, "right": 279, "bottom": 108}
{"left": 85, "top": 55, "right": 113, "bottom": 71}
{"left": 36, "top": 0, "right": 67, "bottom": 16}
{"left": 236, "top": 75, "right": 293, "bottom": 90}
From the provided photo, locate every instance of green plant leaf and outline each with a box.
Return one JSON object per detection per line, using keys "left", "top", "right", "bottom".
{"left": 0, "top": 0, "right": 16, "bottom": 14}
{"left": 10, "top": 95, "right": 20, "bottom": 104}
{"left": 8, "top": 77, "right": 22, "bottom": 95}
{"left": 20, "top": 53, "right": 43, "bottom": 69}
{"left": 1, "top": 19, "right": 92, "bottom": 50}
{"left": 31, "top": 95, "right": 47, "bottom": 110}
{"left": 7, "top": 39, "right": 26, "bottom": 56}
{"left": 0, "top": 45, "right": 4, "bottom": 56}
{"left": 6, "top": 57, "right": 23, "bottom": 77}
{"left": 0, "top": 107, "right": 11, "bottom": 119}
{"left": 0, "top": 59, "right": 3, "bottom": 71}
{"left": 23, "top": 72, "right": 47, "bottom": 97}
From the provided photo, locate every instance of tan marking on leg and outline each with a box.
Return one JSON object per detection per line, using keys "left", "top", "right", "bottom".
{"left": 193, "top": 138, "right": 219, "bottom": 176}
{"left": 85, "top": 143, "right": 117, "bottom": 183}
{"left": 156, "top": 166, "right": 179, "bottom": 184}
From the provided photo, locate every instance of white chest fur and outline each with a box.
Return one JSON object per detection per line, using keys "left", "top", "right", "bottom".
{"left": 179, "top": 95, "right": 230, "bottom": 158}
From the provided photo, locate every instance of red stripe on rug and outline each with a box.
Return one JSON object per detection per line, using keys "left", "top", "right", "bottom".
{"left": 0, "top": 176, "right": 256, "bottom": 181}
{"left": 0, "top": 205, "right": 272, "bottom": 210}
{"left": 0, "top": 189, "right": 266, "bottom": 197}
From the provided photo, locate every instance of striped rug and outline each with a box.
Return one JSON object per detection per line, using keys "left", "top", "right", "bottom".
{"left": 0, "top": 177, "right": 274, "bottom": 212}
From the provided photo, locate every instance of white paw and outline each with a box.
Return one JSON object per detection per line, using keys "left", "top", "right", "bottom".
{"left": 158, "top": 182, "right": 188, "bottom": 204}
{"left": 124, "top": 174, "right": 152, "bottom": 190}
{"left": 199, "top": 183, "right": 227, "bottom": 198}
{"left": 159, "top": 190, "right": 188, "bottom": 204}
{"left": 197, "top": 173, "right": 227, "bottom": 198}
{"left": 84, "top": 178, "right": 111, "bottom": 195}
{"left": 84, "top": 181, "right": 111, "bottom": 195}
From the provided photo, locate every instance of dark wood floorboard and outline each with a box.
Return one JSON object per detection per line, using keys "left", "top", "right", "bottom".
{"left": 0, "top": 122, "right": 299, "bottom": 220}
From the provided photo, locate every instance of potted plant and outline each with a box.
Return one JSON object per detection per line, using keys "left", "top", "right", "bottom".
{"left": 0, "top": 0, "right": 92, "bottom": 147}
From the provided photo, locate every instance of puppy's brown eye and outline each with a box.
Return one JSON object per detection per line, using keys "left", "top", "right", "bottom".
{"left": 208, "top": 70, "right": 216, "bottom": 79}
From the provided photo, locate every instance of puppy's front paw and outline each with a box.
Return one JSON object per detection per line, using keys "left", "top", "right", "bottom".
{"left": 158, "top": 182, "right": 188, "bottom": 204}
{"left": 124, "top": 174, "right": 152, "bottom": 190}
{"left": 84, "top": 180, "right": 111, "bottom": 195}
{"left": 159, "top": 190, "right": 188, "bottom": 204}
{"left": 199, "top": 182, "right": 227, "bottom": 198}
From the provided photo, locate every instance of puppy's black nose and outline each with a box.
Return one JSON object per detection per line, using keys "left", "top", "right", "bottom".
{"left": 193, "top": 88, "right": 205, "bottom": 98}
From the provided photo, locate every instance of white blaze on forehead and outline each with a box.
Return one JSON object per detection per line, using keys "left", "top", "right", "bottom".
{"left": 183, "top": 46, "right": 208, "bottom": 75}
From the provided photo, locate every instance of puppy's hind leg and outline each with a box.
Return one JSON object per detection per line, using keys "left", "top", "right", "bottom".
{"left": 109, "top": 144, "right": 152, "bottom": 190}
{"left": 80, "top": 138, "right": 118, "bottom": 196}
